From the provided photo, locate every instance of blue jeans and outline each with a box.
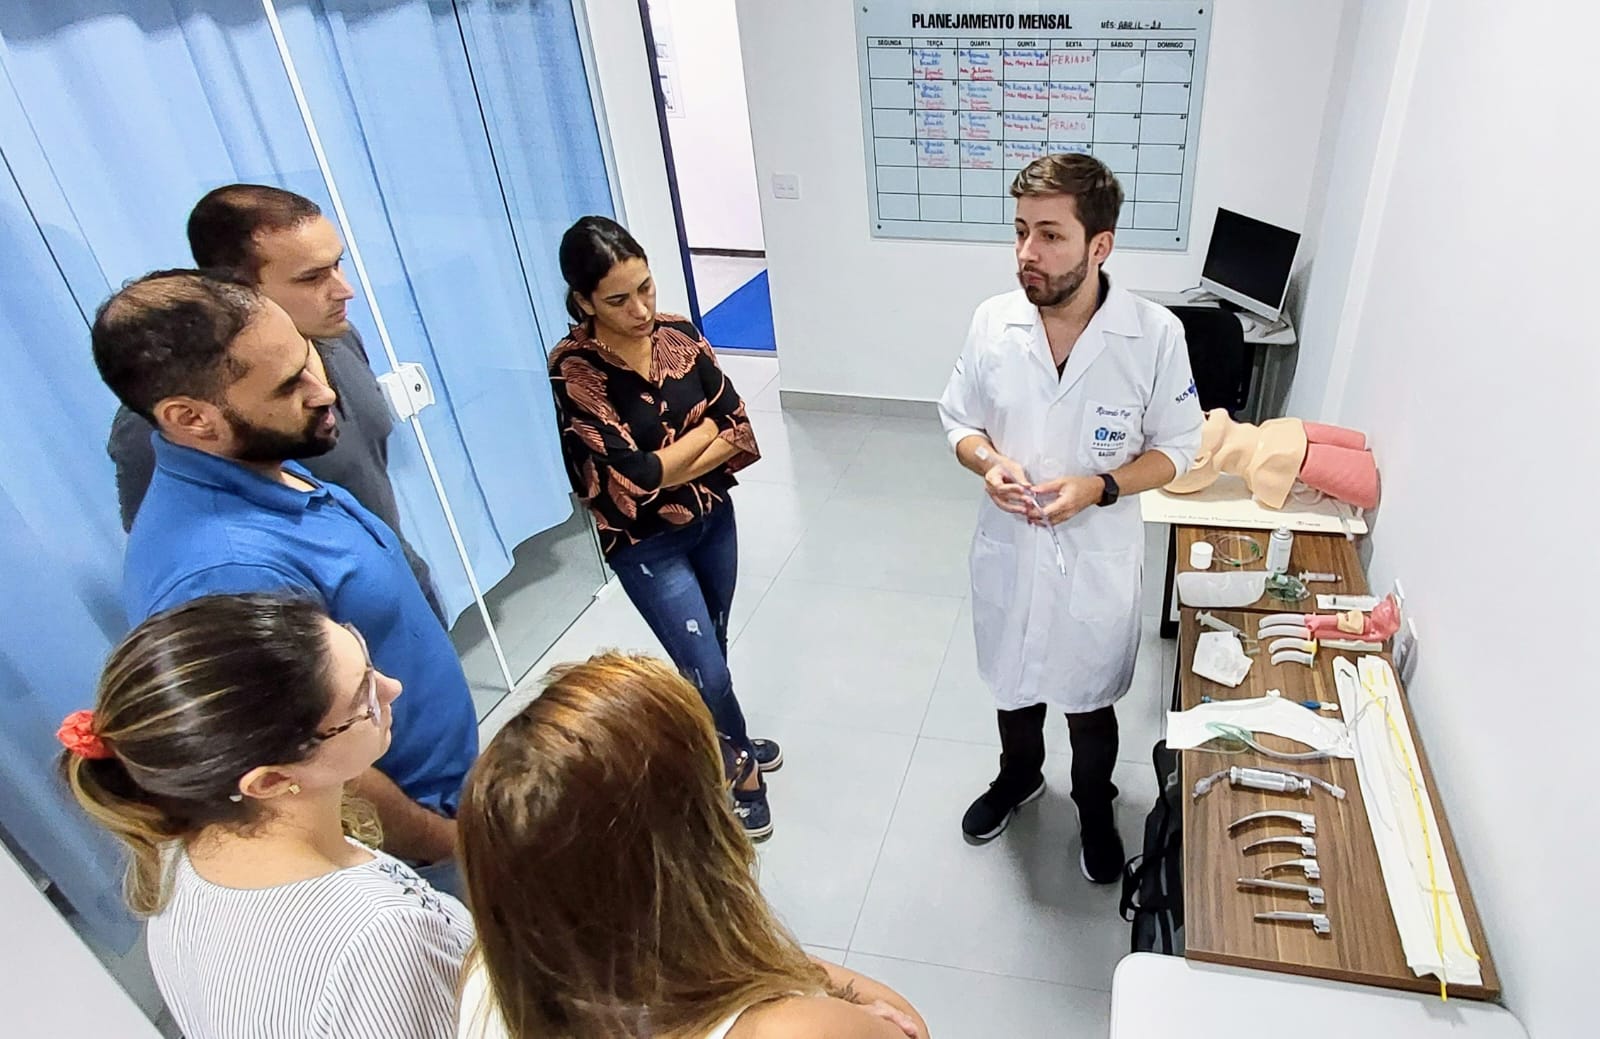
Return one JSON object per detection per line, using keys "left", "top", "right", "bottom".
{"left": 609, "top": 502, "right": 753, "bottom": 768}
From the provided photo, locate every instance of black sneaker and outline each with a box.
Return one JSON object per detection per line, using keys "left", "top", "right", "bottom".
{"left": 1078, "top": 816, "right": 1125, "bottom": 884}
{"left": 961, "top": 776, "right": 1046, "bottom": 843}
{"left": 733, "top": 782, "right": 773, "bottom": 841}
{"left": 752, "top": 738, "right": 783, "bottom": 773}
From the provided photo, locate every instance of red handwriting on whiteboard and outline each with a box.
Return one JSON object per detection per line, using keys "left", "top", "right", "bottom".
{"left": 1003, "top": 49, "right": 1050, "bottom": 71}
{"left": 1003, "top": 113, "right": 1048, "bottom": 134}
{"left": 1050, "top": 114, "right": 1091, "bottom": 136}
{"left": 960, "top": 81, "right": 1000, "bottom": 111}
{"left": 917, "top": 111, "right": 953, "bottom": 138}
{"left": 961, "top": 112, "right": 998, "bottom": 139}
{"left": 918, "top": 140, "right": 954, "bottom": 166}
{"left": 913, "top": 48, "right": 951, "bottom": 80}
{"left": 962, "top": 141, "right": 999, "bottom": 169}
{"left": 959, "top": 49, "right": 997, "bottom": 79}
{"left": 916, "top": 82, "right": 954, "bottom": 109}
{"left": 1004, "top": 84, "right": 1049, "bottom": 105}
{"left": 1004, "top": 141, "right": 1048, "bottom": 163}
{"left": 1052, "top": 51, "right": 1095, "bottom": 67}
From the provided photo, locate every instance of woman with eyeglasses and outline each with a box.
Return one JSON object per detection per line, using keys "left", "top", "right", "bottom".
{"left": 58, "top": 593, "right": 472, "bottom": 1039}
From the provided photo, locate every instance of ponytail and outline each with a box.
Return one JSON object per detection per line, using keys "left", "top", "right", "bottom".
{"left": 56, "top": 594, "right": 346, "bottom": 915}
{"left": 61, "top": 753, "right": 183, "bottom": 915}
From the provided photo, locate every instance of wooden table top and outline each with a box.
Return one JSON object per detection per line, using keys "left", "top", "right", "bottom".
{"left": 1177, "top": 609, "right": 1499, "bottom": 999}
{"left": 1176, "top": 526, "right": 1370, "bottom": 613}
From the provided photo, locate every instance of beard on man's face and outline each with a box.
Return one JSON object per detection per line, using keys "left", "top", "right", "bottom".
{"left": 224, "top": 405, "right": 339, "bottom": 464}
{"left": 1019, "top": 251, "right": 1091, "bottom": 308}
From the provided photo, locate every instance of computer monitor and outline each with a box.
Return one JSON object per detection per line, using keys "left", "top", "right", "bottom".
{"left": 1198, "top": 208, "right": 1300, "bottom": 322}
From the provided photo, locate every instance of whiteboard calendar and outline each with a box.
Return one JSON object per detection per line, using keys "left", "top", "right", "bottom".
{"left": 855, "top": 2, "right": 1213, "bottom": 249}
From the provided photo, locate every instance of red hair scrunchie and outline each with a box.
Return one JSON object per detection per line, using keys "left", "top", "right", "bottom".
{"left": 57, "top": 709, "right": 113, "bottom": 760}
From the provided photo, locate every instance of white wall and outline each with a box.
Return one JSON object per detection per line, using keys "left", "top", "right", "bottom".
{"left": 1298, "top": 2, "right": 1597, "bottom": 1033}
{"left": 736, "top": 0, "right": 1349, "bottom": 401}
{"left": 576, "top": 0, "right": 692, "bottom": 316}
{"left": 1284, "top": 0, "right": 1426, "bottom": 420}
{"left": 654, "top": 0, "right": 764, "bottom": 252}
{"left": 0, "top": 846, "right": 161, "bottom": 1038}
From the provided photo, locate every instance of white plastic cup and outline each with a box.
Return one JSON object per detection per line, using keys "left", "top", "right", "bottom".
{"left": 1190, "top": 541, "right": 1215, "bottom": 570}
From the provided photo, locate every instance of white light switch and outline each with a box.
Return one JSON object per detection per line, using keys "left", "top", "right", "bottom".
{"left": 772, "top": 173, "right": 800, "bottom": 200}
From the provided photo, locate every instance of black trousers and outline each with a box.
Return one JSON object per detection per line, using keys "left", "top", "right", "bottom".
{"left": 995, "top": 703, "right": 1119, "bottom": 830}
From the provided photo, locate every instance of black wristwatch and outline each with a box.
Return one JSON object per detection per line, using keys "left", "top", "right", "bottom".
{"left": 1096, "top": 473, "right": 1121, "bottom": 507}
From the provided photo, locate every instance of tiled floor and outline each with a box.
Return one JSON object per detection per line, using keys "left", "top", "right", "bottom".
{"left": 480, "top": 355, "right": 1174, "bottom": 1038}
{"left": 691, "top": 253, "right": 767, "bottom": 312}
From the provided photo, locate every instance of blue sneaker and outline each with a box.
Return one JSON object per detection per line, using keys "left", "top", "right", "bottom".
{"left": 752, "top": 737, "right": 783, "bottom": 773}
{"left": 733, "top": 782, "right": 773, "bottom": 841}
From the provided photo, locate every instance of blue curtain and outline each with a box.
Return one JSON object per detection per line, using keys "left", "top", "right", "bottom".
{"left": 0, "top": 0, "right": 610, "bottom": 949}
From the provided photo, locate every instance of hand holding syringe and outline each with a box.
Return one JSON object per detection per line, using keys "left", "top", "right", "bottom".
{"left": 994, "top": 467, "right": 1069, "bottom": 576}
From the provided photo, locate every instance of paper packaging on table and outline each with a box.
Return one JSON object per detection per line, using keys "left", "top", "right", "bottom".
{"left": 1333, "top": 657, "right": 1483, "bottom": 987}
{"left": 1167, "top": 695, "right": 1355, "bottom": 758}
{"left": 1177, "top": 570, "right": 1268, "bottom": 609}
{"left": 1191, "top": 632, "right": 1253, "bottom": 687}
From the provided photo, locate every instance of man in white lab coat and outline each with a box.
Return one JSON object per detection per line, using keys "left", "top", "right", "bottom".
{"left": 939, "top": 154, "right": 1203, "bottom": 884}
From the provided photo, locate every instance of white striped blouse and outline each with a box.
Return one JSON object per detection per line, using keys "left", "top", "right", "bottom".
{"left": 147, "top": 843, "right": 474, "bottom": 1039}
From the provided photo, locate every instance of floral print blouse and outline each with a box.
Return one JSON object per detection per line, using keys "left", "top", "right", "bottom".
{"left": 549, "top": 316, "right": 760, "bottom": 557}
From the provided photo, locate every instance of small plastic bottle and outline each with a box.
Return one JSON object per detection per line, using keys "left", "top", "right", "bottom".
{"left": 1266, "top": 527, "right": 1294, "bottom": 574}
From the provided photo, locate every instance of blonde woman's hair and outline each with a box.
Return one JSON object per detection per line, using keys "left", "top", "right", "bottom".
{"left": 458, "top": 653, "right": 827, "bottom": 1038}
{"left": 60, "top": 594, "right": 378, "bottom": 915}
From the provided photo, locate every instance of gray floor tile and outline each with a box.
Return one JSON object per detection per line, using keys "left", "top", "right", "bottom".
{"left": 803, "top": 946, "right": 848, "bottom": 963}
{"left": 452, "top": 499, "right": 610, "bottom": 717}
{"left": 714, "top": 352, "right": 778, "bottom": 400}
{"left": 921, "top": 605, "right": 1172, "bottom": 768}
{"left": 741, "top": 408, "right": 873, "bottom": 491}
{"left": 844, "top": 953, "right": 1113, "bottom": 1039}
{"left": 849, "top": 737, "right": 1155, "bottom": 990}
{"left": 781, "top": 494, "right": 976, "bottom": 597}
{"left": 477, "top": 573, "right": 775, "bottom": 743}
{"left": 730, "top": 578, "right": 961, "bottom": 736}
{"left": 834, "top": 415, "right": 979, "bottom": 502}
{"left": 753, "top": 721, "right": 916, "bottom": 950}
{"left": 728, "top": 480, "right": 830, "bottom": 581}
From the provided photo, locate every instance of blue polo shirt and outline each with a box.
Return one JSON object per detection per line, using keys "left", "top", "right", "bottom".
{"left": 123, "top": 435, "right": 477, "bottom": 814}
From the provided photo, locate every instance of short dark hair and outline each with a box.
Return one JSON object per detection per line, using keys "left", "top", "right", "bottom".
{"left": 1010, "top": 153, "right": 1124, "bottom": 240}
{"left": 91, "top": 269, "right": 261, "bottom": 421}
{"left": 558, "top": 215, "right": 648, "bottom": 324}
{"left": 187, "top": 184, "right": 322, "bottom": 279}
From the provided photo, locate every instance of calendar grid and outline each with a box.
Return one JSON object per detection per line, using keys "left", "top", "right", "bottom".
{"left": 858, "top": 4, "right": 1211, "bottom": 250}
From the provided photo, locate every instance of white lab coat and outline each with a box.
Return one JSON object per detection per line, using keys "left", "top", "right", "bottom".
{"left": 939, "top": 279, "right": 1203, "bottom": 712}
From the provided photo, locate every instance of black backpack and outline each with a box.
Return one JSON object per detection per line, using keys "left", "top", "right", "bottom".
{"left": 1119, "top": 739, "right": 1185, "bottom": 954}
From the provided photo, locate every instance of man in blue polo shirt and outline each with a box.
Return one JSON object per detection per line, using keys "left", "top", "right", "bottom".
{"left": 91, "top": 268, "right": 475, "bottom": 881}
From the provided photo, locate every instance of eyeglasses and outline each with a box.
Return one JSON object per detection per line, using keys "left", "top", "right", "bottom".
{"left": 310, "top": 624, "right": 380, "bottom": 743}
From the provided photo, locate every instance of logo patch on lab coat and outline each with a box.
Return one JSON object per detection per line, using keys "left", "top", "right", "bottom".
{"left": 1084, "top": 402, "right": 1138, "bottom": 464}
{"left": 1175, "top": 378, "right": 1197, "bottom": 403}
